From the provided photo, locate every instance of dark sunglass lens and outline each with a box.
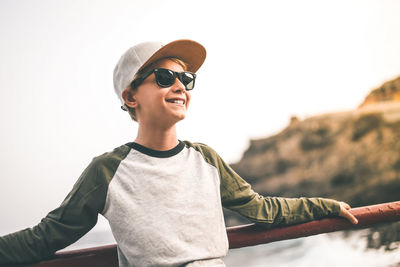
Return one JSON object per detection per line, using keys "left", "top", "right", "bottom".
{"left": 181, "top": 72, "right": 195, "bottom": 90}
{"left": 155, "top": 69, "right": 175, "bottom": 87}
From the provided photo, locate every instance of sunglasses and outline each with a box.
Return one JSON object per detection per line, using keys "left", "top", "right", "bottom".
{"left": 130, "top": 68, "right": 196, "bottom": 91}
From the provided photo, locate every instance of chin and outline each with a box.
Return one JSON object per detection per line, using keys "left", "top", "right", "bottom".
{"left": 177, "top": 114, "right": 186, "bottom": 121}
{"left": 174, "top": 113, "right": 186, "bottom": 122}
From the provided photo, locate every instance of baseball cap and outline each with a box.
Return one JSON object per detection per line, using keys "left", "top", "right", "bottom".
{"left": 113, "top": 39, "right": 207, "bottom": 107}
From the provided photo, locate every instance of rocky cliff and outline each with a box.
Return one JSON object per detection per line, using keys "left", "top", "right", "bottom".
{"left": 226, "top": 76, "right": 400, "bottom": 250}
{"left": 359, "top": 75, "right": 400, "bottom": 107}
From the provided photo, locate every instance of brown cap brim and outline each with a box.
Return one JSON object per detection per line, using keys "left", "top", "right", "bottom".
{"left": 137, "top": 39, "right": 207, "bottom": 73}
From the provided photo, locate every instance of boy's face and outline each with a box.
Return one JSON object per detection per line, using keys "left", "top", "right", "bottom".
{"left": 131, "top": 59, "right": 191, "bottom": 126}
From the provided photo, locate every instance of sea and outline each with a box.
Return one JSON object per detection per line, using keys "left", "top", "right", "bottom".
{"left": 63, "top": 224, "right": 400, "bottom": 267}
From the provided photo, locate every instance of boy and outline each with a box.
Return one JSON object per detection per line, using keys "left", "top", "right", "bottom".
{"left": 0, "top": 39, "right": 357, "bottom": 266}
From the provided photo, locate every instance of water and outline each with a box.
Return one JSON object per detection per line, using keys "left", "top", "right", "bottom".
{"left": 224, "top": 231, "right": 400, "bottom": 267}
{"left": 65, "top": 227, "right": 400, "bottom": 267}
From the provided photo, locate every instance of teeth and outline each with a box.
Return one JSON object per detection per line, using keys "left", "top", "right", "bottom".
{"left": 173, "top": 100, "right": 184, "bottom": 104}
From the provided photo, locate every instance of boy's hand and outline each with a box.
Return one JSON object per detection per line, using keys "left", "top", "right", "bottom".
{"left": 338, "top": 201, "right": 358, "bottom": 224}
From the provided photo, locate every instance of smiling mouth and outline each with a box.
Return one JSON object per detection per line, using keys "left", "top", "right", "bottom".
{"left": 166, "top": 99, "right": 185, "bottom": 105}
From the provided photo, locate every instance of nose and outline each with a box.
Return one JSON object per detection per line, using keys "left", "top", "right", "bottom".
{"left": 172, "top": 77, "right": 186, "bottom": 93}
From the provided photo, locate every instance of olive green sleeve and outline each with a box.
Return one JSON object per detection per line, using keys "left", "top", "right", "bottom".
{"left": 0, "top": 146, "right": 129, "bottom": 265}
{"left": 189, "top": 142, "right": 341, "bottom": 228}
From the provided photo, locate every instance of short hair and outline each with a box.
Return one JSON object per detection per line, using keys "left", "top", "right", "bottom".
{"left": 125, "top": 57, "right": 189, "bottom": 122}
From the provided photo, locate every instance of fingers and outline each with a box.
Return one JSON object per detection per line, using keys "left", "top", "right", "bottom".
{"left": 338, "top": 202, "right": 358, "bottom": 224}
{"left": 341, "top": 209, "right": 358, "bottom": 224}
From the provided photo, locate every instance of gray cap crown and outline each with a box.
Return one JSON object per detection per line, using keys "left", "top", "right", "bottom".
{"left": 113, "top": 42, "right": 163, "bottom": 105}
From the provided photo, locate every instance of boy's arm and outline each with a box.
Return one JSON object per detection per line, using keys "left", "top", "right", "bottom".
{"left": 216, "top": 153, "right": 358, "bottom": 226}
{"left": 221, "top": 180, "right": 341, "bottom": 228}
{"left": 0, "top": 159, "right": 108, "bottom": 265}
{"left": 221, "top": 177, "right": 357, "bottom": 227}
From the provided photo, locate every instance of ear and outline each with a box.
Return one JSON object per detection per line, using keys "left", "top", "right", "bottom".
{"left": 122, "top": 88, "right": 138, "bottom": 108}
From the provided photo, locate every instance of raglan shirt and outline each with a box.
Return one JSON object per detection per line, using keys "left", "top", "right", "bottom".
{"left": 0, "top": 141, "right": 341, "bottom": 266}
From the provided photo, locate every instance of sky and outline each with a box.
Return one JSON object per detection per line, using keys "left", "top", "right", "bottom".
{"left": 0, "top": 0, "right": 400, "bottom": 238}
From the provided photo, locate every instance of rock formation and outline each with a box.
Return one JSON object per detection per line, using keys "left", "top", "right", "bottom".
{"left": 359, "top": 75, "right": 400, "bottom": 107}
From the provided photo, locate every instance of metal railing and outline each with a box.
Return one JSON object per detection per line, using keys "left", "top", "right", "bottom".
{"left": 21, "top": 201, "right": 400, "bottom": 267}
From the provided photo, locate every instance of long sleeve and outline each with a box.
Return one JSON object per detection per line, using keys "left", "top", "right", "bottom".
{"left": 219, "top": 157, "right": 341, "bottom": 227}
{"left": 0, "top": 157, "right": 110, "bottom": 265}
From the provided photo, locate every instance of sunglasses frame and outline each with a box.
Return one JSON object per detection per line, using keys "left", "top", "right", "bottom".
{"left": 130, "top": 68, "right": 196, "bottom": 91}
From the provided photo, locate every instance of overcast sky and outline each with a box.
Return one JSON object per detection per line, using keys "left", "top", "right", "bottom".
{"left": 1, "top": 0, "right": 400, "bottom": 238}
